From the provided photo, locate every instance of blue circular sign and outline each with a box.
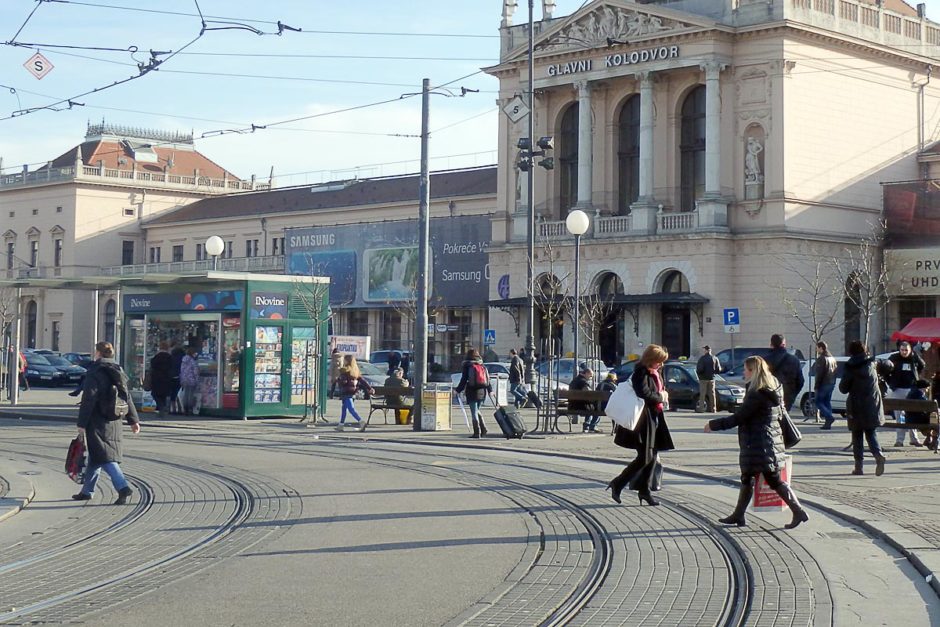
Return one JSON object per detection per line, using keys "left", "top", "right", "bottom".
{"left": 497, "top": 274, "right": 511, "bottom": 299}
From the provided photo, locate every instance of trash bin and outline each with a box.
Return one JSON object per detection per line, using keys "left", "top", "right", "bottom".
{"left": 396, "top": 408, "right": 411, "bottom": 425}
{"left": 420, "top": 384, "right": 452, "bottom": 431}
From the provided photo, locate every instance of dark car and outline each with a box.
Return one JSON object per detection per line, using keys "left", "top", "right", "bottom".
{"left": 63, "top": 352, "right": 92, "bottom": 367}
{"left": 715, "top": 347, "right": 806, "bottom": 385}
{"left": 44, "top": 354, "right": 87, "bottom": 385}
{"left": 660, "top": 361, "right": 746, "bottom": 411}
{"left": 23, "top": 353, "right": 65, "bottom": 387}
{"left": 611, "top": 359, "right": 639, "bottom": 384}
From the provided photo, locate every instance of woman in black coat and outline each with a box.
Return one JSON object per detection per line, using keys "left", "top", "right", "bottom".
{"left": 607, "top": 344, "right": 675, "bottom": 506}
{"left": 74, "top": 342, "right": 141, "bottom": 505}
{"left": 705, "top": 356, "right": 808, "bottom": 529}
{"left": 149, "top": 341, "right": 174, "bottom": 417}
{"left": 840, "top": 340, "right": 888, "bottom": 476}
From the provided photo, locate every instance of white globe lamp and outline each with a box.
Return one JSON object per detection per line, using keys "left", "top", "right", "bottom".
{"left": 565, "top": 209, "right": 590, "bottom": 370}
{"left": 205, "top": 236, "right": 225, "bottom": 270}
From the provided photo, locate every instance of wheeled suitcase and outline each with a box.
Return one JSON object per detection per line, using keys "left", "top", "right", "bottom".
{"left": 526, "top": 389, "right": 543, "bottom": 409}
{"left": 493, "top": 406, "right": 526, "bottom": 439}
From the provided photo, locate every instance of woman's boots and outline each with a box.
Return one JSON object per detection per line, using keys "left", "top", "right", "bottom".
{"left": 853, "top": 455, "right": 886, "bottom": 476}
{"left": 471, "top": 419, "right": 480, "bottom": 439}
{"left": 775, "top": 482, "right": 809, "bottom": 529}
{"left": 718, "top": 481, "right": 753, "bottom": 527}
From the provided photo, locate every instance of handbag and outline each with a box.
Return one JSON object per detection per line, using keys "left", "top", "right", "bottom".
{"left": 606, "top": 382, "right": 644, "bottom": 430}
{"left": 65, "top": 436, "right": 87, "bottom": 484}
{"left": 779, "top": 402, "right": 802, "bottom": 449}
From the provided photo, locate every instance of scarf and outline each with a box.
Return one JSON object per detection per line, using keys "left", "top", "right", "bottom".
{"left": 649, "top": 368, "right": 665, "bottom": 412}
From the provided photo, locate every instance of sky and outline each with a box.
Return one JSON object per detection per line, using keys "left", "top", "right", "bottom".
{"left": 1, "top": 0, "right": 939, "bottom": 187}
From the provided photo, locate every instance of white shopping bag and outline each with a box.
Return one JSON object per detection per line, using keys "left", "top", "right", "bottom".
{"left": 605, "top": 382, "right": 644, "bottom": 430}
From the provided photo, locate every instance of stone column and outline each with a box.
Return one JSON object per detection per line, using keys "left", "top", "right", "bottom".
{"left": 630, "top": 72, "right": 658, "bottom": 234}
{"left": 697, "top": 61, "right": 730, "bottom": 230}
{"left": 637, "top": 71, "right": 655, "bottom": 204}
{"left": 702, "top": 61, "right": 726, "bottom": 198}
{"left": 575, "top": 80, "right": 593, "bottom": 209}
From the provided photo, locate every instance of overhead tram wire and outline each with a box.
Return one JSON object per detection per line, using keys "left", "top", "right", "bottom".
{"left": 45, "top": 0, "right": 496, "bottom": 38}
{"left": 9, "top": 1, "right": 46, "bottom": 43}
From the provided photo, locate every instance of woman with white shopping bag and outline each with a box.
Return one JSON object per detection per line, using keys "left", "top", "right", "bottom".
{"left": 606, "top": 345, "right": 675, "bottom": 506}
{"left": 704, "top": 356, "right": 809, "bottom": 530}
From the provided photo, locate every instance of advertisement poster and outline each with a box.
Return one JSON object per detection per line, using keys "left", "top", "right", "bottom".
{"left": 254, "top": 326, "right": 283, "bottom": 404}
{"left": 123, "top": 290, "right": 243, "bottom": 312}
{"left": 328, "top": 335, "right": 371, "bottom": 360}
{"left": 249, "top": 292, "right": 288, "bottom": 319}
{"left": 285, "top": 215, "right": 489, "bottom": 307}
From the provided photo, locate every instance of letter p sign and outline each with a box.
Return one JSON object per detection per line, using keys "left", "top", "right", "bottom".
{"left": 723, "top": 308, "right": 740, "bottom": 325}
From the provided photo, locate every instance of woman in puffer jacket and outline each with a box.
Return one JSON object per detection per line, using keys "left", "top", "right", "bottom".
{"left": 705, "top": 355, "right": 808, "bottom": 530}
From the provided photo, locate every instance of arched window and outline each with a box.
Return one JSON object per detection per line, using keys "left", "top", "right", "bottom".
{"left": 598, "top": 272, "right": 624, "bottom": 298}
{"left": 104, "top": 299, "right": 116, "bottom": 345}
{"left": 26, "top": 300, "right": 37, "bottom": 348}
{"left": 680, "top": 86, "right": 706, "bottom": 212}
{"left": 617, "top": 96, "right": 640, "bottom": 214}
{"left": 660, "top": 270, "right": 690, "bottom": 293}
{"left": 558, "top": 104, "right": 579, "bottom": 215}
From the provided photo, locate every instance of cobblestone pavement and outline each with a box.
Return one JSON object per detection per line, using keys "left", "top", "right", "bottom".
{"left": 1, "top": 408, "right": 939, "bottom": 625}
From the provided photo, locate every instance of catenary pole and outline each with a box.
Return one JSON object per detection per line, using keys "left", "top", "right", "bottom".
{"left": 524, "top": 0, "right": 537, "bottom": 385}
{"left": 414, "top": 78, "right": 431, "bottom": 431}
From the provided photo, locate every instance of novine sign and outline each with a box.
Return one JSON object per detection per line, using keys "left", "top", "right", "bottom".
{"left": 546, "top": 45, "right": 681, "bottom": 77}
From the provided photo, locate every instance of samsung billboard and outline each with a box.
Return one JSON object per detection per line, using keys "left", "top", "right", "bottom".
{"left": 285, "top": 215, "right": 490, "bottom": 307}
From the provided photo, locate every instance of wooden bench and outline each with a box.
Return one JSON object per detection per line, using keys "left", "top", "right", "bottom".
{"left": 363, "top": 386, "right": 414, "bottom": 431}
{"left": 882, "top": 397, "right": 940, "bottom": 429}
{"left": 556, "top": 389, "right": 611, "bottom": 431}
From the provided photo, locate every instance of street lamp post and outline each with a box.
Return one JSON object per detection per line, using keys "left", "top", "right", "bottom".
{"left": 565, "top": 209, "right": 590, "bottom": 369}
{"left": 205, "top": 236, "right": 225, "bottom": 271}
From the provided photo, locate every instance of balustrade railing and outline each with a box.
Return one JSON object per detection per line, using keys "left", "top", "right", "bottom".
{"left": 594, "top": 214, "right": 631, "bottom": 237}
{"left": 100, "top": 255, "right": 284, "bottom": 276}
{"left": 790, "top": 0, "right": 938, "bottom": 46}
{"left": 657, "top": 211, "right": 697, "bottom": 232}
{"left": 2, "top": 164, "right": 270, "bottom": 192}
{"left": 537, "top": 220, "right": 569, "bottom": 240}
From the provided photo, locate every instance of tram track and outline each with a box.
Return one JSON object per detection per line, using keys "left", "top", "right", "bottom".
{"left": 0, "top": 440, "right": 294, "bottom": 625}
{"left": 149, "top": 430, "right": 767, "bottom": 626}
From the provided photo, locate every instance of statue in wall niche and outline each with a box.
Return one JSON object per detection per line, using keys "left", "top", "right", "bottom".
{"left": 745, "top": 137, "right": 764, "bottom": 183}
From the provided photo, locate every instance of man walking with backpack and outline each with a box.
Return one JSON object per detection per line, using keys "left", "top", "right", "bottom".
{"left": 73, "top": 341, "right": 140, "bottom": 505}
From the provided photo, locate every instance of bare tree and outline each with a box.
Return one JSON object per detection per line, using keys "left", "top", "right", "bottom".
{"left": 573, "top": 291, "right": 615, "bottom": 365}
{"left": 833, "top": 219, "right": 893, "bottom": 350}
{"left": 774, "top": 255, "right": 846, "bottom": 344}
{"left": 526, "top": 234, "right": 571, "bottom": 359}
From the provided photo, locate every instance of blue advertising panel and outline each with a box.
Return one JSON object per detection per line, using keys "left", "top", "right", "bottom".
{"left": 285, "top": 215, "right": 490, "bottom": 307}
{"left": 123, "top": 290, "right": 243, "bottom": 313}
{"left": 249, "top": 292, "right": 289, "bottom": 319}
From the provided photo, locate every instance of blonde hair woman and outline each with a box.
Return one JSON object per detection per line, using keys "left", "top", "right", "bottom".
{"left": 335, "top": 354, "right": 372, "bottom": 431}
{"left": 705, "top": 356, "right": 808, "bottom": 529}
{"left": 607, "top": 344, "right": 675, "bottom": 506}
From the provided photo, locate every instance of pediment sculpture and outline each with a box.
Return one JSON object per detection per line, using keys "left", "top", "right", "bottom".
{"left": 541, "top": 5, "right": 685, "bottom": 50}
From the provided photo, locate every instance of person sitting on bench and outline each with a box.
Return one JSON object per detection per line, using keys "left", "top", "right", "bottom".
{"left": 569, "top": 364, "right": 600, "bottom": 433}
{"left": 383, "top": 368, "right": 410, "bottom": 423}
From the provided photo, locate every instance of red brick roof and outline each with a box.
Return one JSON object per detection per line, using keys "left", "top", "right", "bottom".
{"left": 145, "top": 166, "right": 497, "bottom": 226}
{"left": 42, "top": 140, "right": 239, "bottom": 180}
{"left": 863, "top": 0, "right": 917, "bottom": 17}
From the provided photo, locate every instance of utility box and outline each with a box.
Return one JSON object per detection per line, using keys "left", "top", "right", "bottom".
{"left": 420, "top": 384, "right": 452, "bottom": 431}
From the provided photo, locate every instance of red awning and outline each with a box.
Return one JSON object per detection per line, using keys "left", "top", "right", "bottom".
{"left": 891, "top": 318, "right": 940, "bottom": 342}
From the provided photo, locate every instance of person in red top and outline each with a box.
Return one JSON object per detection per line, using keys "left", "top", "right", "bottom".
{"left": 18, "top": 350, "right": 28, "bottom": 392}
{"left": 607, "top": 344, "right": 675, "bottom": 506}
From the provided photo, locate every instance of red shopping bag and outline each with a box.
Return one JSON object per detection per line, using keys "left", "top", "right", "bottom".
{"left": 752, "top": 455, "right": 792, "bottom": 511}
{"left": 65, "top": 436, "right": 87, "bottom": 484}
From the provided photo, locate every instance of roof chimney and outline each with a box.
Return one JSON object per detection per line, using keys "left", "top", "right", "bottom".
{"left": 918, "top": 3, "right": 927, "bottom": 18}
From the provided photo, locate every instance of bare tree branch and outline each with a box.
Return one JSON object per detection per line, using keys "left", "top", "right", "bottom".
{"left": 832, "top": 219, "right": 894, "bottom": 349}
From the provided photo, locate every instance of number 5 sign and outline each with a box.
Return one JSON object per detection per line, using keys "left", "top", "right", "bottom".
{"left": 502, "top": 95, "right": 529, "bottom": 124}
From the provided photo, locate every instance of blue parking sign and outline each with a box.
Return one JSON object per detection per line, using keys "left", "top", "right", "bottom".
{"left": 723, "top": 308, "right": 740, "bottom": 326}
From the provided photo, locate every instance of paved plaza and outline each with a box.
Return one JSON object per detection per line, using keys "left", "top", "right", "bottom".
{"left": 1, "top": 391, "right": 940, "bottom": 625}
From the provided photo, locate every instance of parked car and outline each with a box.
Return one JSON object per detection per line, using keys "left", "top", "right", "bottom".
{"left": 611, "top": 359, "right": 639, "bottom": 384}
{"left": 659, "top": 360, "right": 746, "bottom": 411}
{"left": 449, "top": 362, "right": 513, "bottom": 389}
{"left": 368, "top": 351, "right": 412, "bottom": 371}
{"left": 22, "top": 352, "right": 65, "bottom": 387}
{"left": 354, "top": 361, "right": 387, "bottom": 396}
{"left": 43, "top": 354, "right": 87, "bottom": 385}
{"left": 534, "top": 358, "right": 610, "bottom": 397}
{"left": 63, "top": 352, "right": 92, "bottom": 367}
{"left": 716, "top": 346, "right": 806, "bottom": 386}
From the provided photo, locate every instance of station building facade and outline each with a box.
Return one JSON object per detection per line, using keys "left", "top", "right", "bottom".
{"left": 1, "top": 123, "right": 253, "bottom": 353}
{"left": 486, "top": 0, "right": 940, "bottom": 361}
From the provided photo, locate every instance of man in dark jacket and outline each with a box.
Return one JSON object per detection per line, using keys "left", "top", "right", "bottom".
{"left": 887, "top": 341, "right": 926, "bottom": 446}
{"left": 508, "top": 349, "right": 527, "bottom": 408}
{"left": 695, "top": 345, "right": 721, "bottom": 413}
{"left": 765, "top": 334, "right": 804, "bottom": 412}
{"left": 74, "top": 341, "right": 141, "bottom": 505}
{"left": 569, "top": 365, "right": 600, "bottom": 433}
{"left": 814, "top": 341, "right": 838, "bottom": 429}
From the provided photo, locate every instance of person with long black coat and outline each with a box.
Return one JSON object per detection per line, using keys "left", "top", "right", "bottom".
{"left": 149, "top": 342, "right": 174, "bottom": 417}
{"left": 840, "top": 340, "right": 888, "bottom": 476}
{"left": 765, "top": 333, "right": 804, "bottom": 411}
{"left": 73, "top": 342, "right": 141, "bottom": 505}
{"left": 607, "top": 344, "right": 675, "bottom": 506}
{"left": 569, "top": 366, "right": 600, "bottom": 433}
{"left": 705, "top": 355, "right": 809, "bottom": 529}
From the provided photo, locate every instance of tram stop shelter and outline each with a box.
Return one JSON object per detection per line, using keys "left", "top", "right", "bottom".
{"left": 1, "top": 271, "right": 330, "bottom": 419}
